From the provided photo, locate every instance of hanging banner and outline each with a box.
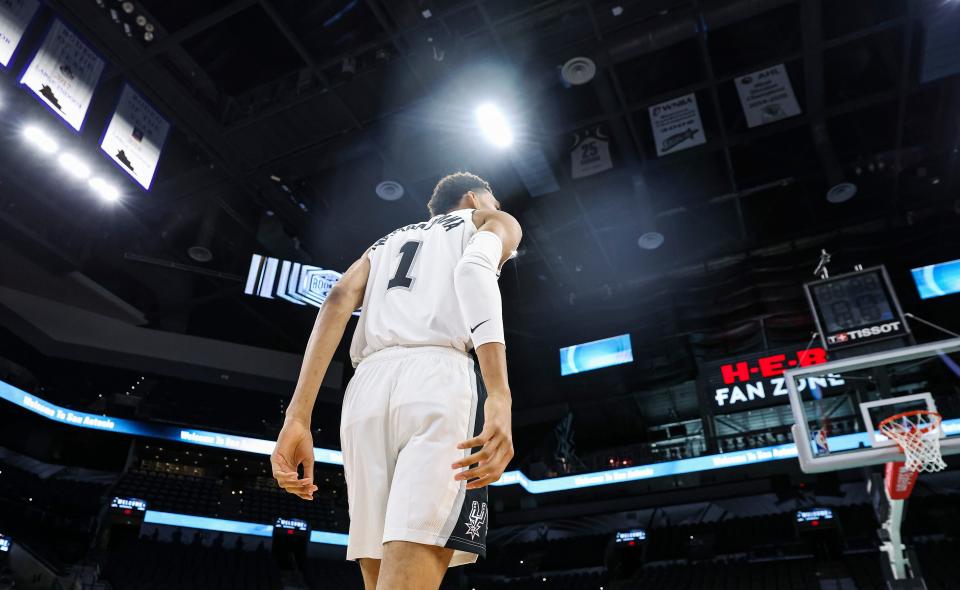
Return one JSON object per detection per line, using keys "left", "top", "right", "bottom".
{"left": 0, "top": 0, "right": 40, "bottom": 68}
{"left": 734, "top": 64, "right": 802, "bottom": 128}
{"left": 100, "top": 85, "right": 171, "bottom": 190}
{"left": 20, "top": 19, "right": 105, "bottom": 131}
{"left": 648, "top": 93, "right": 706, "bottom": 156}
{"left": 570, "top": 126, "right": 613, "bottom": 179}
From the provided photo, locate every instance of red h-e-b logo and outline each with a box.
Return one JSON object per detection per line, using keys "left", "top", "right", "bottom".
{"left": 720, "top": 348, "right": 828, "bottom": 385}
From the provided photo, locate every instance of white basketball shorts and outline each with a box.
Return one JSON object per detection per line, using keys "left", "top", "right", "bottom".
{"left": 340, "top": 345, "right": 488, "bottom": 567}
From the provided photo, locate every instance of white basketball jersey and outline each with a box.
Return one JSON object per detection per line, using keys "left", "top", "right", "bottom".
{"left": 349, "top": 209, "right": 480, "bottom": 367}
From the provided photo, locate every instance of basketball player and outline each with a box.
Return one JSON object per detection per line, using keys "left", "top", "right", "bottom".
{"left": 271, "top": 172, "right": 522, "bottom": 590}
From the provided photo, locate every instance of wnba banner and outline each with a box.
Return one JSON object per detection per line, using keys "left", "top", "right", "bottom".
{"left": 649, "top": 93, "right": 706, "bottom": 156}
{"left": 20, "top": 19, "right": 105, "bottom": 131}
{"left": 0, "top": 0, "right": 40, "bottom": 68}
{"left": 101, "top": 85, "right": 171, "bottom": 189}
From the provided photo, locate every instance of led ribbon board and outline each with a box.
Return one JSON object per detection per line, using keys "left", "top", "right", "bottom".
{"left": 912, "top": 259, "right": 960, "bottom": 300}
{"left": 3, "top": 378, "right": 958, "bottom": 495}
{"left": 560, "top": 333, "right": 633, "bottom": 376}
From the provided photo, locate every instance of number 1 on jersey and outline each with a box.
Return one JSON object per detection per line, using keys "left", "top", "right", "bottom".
{"left": 387, "top": 240, "right": 422, "bottom": 290}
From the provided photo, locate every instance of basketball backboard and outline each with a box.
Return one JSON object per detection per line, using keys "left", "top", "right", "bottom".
{"left": 785, "top": 337, "right": 960, "bottom": 473}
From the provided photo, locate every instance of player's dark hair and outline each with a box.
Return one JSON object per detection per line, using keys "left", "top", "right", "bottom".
{"left": 428, "top": 172, "right": 491, "bottom": 216}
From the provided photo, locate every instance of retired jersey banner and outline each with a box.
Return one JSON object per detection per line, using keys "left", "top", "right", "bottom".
{"left": 570, "top": 126, "right": 613, "bottom": 179}
{"left": 649, "top": 93, "right": 706, "bottom": 156}
{"left": 101, "top": 85, "right": 171, "bottom": 189}
{"left": 734, "top": 64, "right": 801, "bottom": 128}
{"left": 0, "top": 0, "right": 40, "bottom": 68}
{"left": 20, "top": 19, "right": 105, "bottom": 131}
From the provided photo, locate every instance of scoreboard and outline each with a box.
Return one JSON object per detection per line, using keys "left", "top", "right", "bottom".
{"left": 804, "top": 266, "right": 909, "bottom": 352}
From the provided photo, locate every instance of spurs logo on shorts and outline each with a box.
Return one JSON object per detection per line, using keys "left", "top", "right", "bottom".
{"left": 464, "top": 500, "right": 487, "bottom": 540}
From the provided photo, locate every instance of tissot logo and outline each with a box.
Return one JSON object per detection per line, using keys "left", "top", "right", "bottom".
{"left": 826, "top": 321, "right": 903, "bottom": 345}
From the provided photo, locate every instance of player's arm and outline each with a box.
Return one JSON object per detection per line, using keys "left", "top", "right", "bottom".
{"left": 451, "top": 210, "right": 522, "bottom": 489}
{"left": 271, "top": 252, "right": 370, "bottom": 500}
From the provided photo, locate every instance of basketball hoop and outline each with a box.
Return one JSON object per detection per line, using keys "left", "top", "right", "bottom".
{"left": 878, "top": 410, "right": 947, "bottom": 474}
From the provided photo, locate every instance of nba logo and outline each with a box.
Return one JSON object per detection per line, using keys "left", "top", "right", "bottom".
{"left": 814, "top": 429, "right": 830, "bottom": 455}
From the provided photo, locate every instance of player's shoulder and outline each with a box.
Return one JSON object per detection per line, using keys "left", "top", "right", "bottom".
{"left": 472, "top": 209, "right": 522, "bottom": 235}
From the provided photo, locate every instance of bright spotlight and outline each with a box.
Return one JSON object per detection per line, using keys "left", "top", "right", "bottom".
{"left": 89, "top": 177, "right": 121, "bottom": 202}
{"left": 22, "top": 125, "right": 59, "bottom": 154}
{"left": 58, "top": 153, "right": 92, "bottom": 180}
{"left": 476, "top": 103, "right": 513, "bottom": 147}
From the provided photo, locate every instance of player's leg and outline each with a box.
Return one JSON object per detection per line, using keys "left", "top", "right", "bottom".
{"left": 357, "top": 558, "right": 381, "bottom": 590}
{"left": 380, "top": 349, "right": 489, "bottom": 586}
{"left": 340, "top": 358, "right": 394, "bottom": 580}
{"left": 377, "top": 541, "right": 454, "bottom": 589}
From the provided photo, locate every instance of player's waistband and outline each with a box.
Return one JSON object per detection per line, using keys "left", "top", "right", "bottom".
{"left": 358, "top": 345, "right": 472, "bottom": 366}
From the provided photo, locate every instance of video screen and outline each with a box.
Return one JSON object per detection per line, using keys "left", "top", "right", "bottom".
{"left": 912, "top": 259, "right": 960, "bottom": 300}
{"left": 111, "top": 497, "right": 147, "bottom": 511}
{"left": 614, "top": 529, "right": 646, "bottom": 543}
{"left": 560, "top": 334, "right": 633, "bottom": 376}
{"left": 275, "top": 517, "right": 309, "bottom": 531}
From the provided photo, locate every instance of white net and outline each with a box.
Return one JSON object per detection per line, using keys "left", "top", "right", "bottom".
{"left": 879, "top": 411, "right": 948, "bottom": 473}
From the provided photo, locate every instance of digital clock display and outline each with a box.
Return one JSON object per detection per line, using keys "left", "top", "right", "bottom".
{"left": 809, "top": 272, "right": 895, "bottom": 333}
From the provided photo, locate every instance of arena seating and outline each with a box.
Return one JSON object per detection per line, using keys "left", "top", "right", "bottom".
{"left": 101, "top": 535, "right": 281, "bottom": 590}
{"left": 111, "top": 466, "right": 350, "bottom": 532}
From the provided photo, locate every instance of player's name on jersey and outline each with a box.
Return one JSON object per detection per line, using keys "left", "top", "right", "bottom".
{"left": 371, "top": 213, "right": 465, "bottom": 250}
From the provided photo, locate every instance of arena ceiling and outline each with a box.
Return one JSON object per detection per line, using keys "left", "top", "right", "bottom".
{"left": 2, "top": 0, "right": 959, "bottom": 418}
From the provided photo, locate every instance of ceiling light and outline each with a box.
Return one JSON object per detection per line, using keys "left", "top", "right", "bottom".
{"left": 476, "top": 104, "right": 513, "bottom": 148}
{"left": 89, "top": 177, "right": 121, "bottom": 202}
{"left": 22, "top": 125, "right": 59, "bottom": 154}
{"left": 376, "top": 180, "right": 404, "bottom": 201}
{"left": 58, "top": 152, "right": 92, "bottom": 180}
{"left": 826, "top": 182, "right": 857, "bottom": 204}
{"left": 561, "top": 57, "right": 597, "bottom": 86}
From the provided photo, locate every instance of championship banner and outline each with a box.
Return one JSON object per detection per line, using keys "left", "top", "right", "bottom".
{"left": 698, "top": 345, "right": 843, "bottom": 414}
{"left": 734, "top": 64, "right": 802, "bottom": 128}
{"left": 648, "top": 93, "right": 706, "bottom": 156}
{"left": 20, "top": 19, "right": 105, "bottom": 131}
{"left": 101, "top": 85, "right": 171, "bottom": 190}
{"left": 0, "top": 0, "right": 40, "bottom": 68}
{"left": 570, "top": 125, "right": 613, "bottom": 179}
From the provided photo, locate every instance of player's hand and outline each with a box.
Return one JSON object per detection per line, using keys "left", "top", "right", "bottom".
{"left": 271, "top": 417, "right": 319, "bottom": 501}
{"left": 452, "top": 394, "right": 514, "bottom": 489}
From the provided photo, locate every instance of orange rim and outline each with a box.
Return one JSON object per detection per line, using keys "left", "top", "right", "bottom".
{"left": 878, "top": 409, "right": 942, "bottom": 437}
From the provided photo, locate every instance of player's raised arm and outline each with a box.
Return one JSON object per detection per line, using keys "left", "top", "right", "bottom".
{"left": 272, "top": 252, "right": 370, "bottom": 500}
{"left": 451, "top": 209, "right": 522, "bottom": 489}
